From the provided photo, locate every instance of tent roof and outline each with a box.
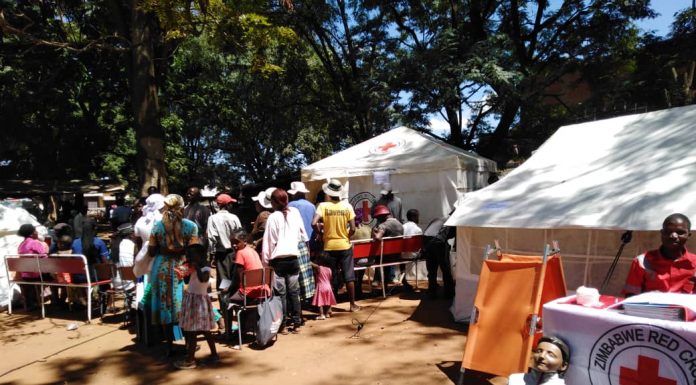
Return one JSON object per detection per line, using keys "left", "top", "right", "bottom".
{"left": 446, "top": 105, "right": 696, "bottom": 231}
{"left": 301, "top": 126, "right": 496, "bottom": 181}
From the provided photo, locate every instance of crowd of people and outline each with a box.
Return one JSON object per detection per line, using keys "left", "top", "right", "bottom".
{"left": 12, "top": 180, "right": 459, "bottom": 368}
{"left": 13, "top": 175, "right": 696, "bottom": 382}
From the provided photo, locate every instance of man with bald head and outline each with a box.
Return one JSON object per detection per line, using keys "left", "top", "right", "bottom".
{"left": 623, "top": 213, "right": 696, "bottom": 297}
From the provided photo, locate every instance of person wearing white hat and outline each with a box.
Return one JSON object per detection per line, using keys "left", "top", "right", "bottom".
{"left": 133, "top": 193, "right": 165, "bottom": 278}
{"left": 371, "top": 183, "right": 403, "bottom": 223}
{"left": 312, "top": 179, "right": 361, "bottom": 312}
{"left": 288, "top": 181, "right": 316, "bottom": 302}
{"left": 250, "top": 187, "right": 276, "bottom": 253}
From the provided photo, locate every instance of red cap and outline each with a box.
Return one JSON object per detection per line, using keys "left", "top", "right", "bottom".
{"left": 373, "top": 205, "right": 390, "bottom": 217}
{"left": 215, "top": 193, "right": 236, "bottom": 205}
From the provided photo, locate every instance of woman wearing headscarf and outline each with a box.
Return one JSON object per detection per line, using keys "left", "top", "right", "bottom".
{"left": 16, "top": 223, "right": 49, "bottom": 310}
{"left": 147, "top": 194, "right": 201, "bottom": 355}
{"left": 133, "top": 193, "right": 165, "bottom": 278}
{"left": 262, "top": 189, "right": 308, "bottom": 333}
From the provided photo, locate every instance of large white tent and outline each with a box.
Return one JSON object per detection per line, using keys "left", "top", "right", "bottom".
{"left": 446, "top": 105, "right": 696, "bottom": 321}
{"left": 301, "top": 126, "right": 497, "bottom": 227}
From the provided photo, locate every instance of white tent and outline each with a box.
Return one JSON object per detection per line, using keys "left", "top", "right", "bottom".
{"left": 446, "top": 105, "right": 696, "bottom": 321}
{"left": 0, "top": 202, "right": 46, "bottom": 308}
{"left": 302, "top": 126, "right": 497, "bottom": 227}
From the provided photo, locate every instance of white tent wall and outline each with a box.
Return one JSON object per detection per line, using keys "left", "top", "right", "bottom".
{"left": 301, "top": 126, "right": 497, "bottom": 281}
{"left": 303, "top": 169, "right": 465, "bottom": 280}
{"left": 451, "top": 227, "right": 661, "bottom": 321}
{"left": 445, "top": 106, "right": 696, "bottom": 321}
{"left": 0, "top": 203, "right": 46, "bottom": 308}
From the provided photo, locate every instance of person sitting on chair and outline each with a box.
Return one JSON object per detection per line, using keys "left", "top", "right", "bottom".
{"left": 508, "top": 335, "right": 570, "bottom": 385}
{"left": 623, "top": 213, "right": 695, "bottom": 297}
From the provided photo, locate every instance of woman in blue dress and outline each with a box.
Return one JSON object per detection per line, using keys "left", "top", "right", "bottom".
{"left": 147, "top": 194, "right": 201, "bottom": 355}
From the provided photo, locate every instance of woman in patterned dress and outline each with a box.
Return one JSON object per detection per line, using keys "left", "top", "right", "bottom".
{"left": 147, "top": 194, "right": 201, "bottom": 355}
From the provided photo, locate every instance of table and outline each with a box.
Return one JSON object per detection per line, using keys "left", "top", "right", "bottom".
{"left": 543, "top": 296, "right": 696, "bottom": 385}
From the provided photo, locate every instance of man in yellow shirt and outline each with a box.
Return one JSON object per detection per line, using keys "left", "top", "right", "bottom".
{"left": 312, "top": 179, "right": 361, "bottom": 312}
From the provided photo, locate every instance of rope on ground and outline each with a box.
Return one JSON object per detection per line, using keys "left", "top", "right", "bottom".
{"left": 349, "top": 282, "right": 403, "bottom": 339}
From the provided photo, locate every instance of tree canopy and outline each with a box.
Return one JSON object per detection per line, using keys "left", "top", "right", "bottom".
{"left": 1, "top": 1, "right": 694, "bottom": 194}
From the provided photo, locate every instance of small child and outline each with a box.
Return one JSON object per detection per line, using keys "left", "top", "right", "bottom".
{"left": 508, "top": 335, "right": 570, "bottom": 385}
{"left": 175, "top": 244, "right": 218, "bottom": 370}
{"left": 311, "top": 253, "right": 336, "bottom": 320}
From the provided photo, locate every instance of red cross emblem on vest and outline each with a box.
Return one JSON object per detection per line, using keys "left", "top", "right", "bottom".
{"left": 619, "top": 355, "right": 676, "bottom": 385}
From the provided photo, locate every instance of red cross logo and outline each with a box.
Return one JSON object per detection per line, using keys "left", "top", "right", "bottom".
{"left": 377, "top": 142, "right": 397, "bottom": 153}
{"left": 619, "top": 355, "right": 676, "bottom": 385}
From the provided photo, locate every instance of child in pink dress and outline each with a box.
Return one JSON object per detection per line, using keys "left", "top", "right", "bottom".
{"left": 311, "top": 254, "right": 336, "bottom": 320}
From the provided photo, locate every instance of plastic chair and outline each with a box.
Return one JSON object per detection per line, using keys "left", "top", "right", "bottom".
{"left": 229, "top": 267, "right": 274, "bottom": 349}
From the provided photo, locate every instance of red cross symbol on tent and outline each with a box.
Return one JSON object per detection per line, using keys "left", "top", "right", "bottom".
{"left": 377, "top": 142, "right": 397, "bottom": 153}
{"left": 619, "top": 355, "right": 676, "bottom": 385}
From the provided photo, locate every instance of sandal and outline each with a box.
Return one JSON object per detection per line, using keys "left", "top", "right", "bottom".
{"left": 350, "top": 304, "right": 362, "bottom": 312}
{"left": 317, "top": 315, "right": 326, "bottom": 320}
{"left": 173, "top": 360, "right": 197, "bottom": 370}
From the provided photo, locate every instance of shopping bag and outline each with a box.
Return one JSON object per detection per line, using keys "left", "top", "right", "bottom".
{"left": 256, "top": 296, "right": 283, "bottom": 347}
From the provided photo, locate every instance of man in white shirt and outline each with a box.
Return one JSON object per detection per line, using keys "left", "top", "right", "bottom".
{"left": 207, "top": 193, "right": 242, "bottom": 317}
{"left": 400, "top": 209, "right": 423, "bottom": 288}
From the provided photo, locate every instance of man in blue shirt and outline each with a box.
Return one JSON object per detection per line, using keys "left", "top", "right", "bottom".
{"left": 288, "top": 181, "right": 317, "bottom": 304}
{"left": 288, "top": 182, "right": 315, "bottom": 240}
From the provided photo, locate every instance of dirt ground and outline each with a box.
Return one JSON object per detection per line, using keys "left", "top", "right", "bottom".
{"left": 0, "top": 286, "right": 501, "bottom": 385}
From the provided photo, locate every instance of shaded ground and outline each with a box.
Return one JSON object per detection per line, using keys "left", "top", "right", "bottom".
{"left": 0, "top": 287, "right": 499, "bottom": 385}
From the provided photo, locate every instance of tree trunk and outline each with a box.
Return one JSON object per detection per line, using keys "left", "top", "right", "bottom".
{"left": 479, "top": 100, "right": 519, "bottom": 163}
{"left": 131, "top": 1, "right": 167, "bottom": 196}
{"left": 444, "top": 102, "right": 463, "bottom": 147}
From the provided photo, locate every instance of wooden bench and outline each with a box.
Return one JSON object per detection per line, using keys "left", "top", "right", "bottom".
{"left": 351, "top": 235, "right": 424, "bottom": 297}
{"left": 4, "top": 254, "right": 112, "bottom": 322}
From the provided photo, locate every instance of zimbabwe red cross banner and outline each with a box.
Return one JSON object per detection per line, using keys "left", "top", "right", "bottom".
{"left": 543, "top": 297, "right": 696, "bottom": 385}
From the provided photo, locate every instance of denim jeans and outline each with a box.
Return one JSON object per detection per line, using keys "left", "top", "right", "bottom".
{"left": 270, "top": 257, "right": 302, "bottom": 326}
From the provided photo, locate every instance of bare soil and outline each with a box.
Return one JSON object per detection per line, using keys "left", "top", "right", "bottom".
{"left": 0, "top": 287, "right": 498, "bottom": 385}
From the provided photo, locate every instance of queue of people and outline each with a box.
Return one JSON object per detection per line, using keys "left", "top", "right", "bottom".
{"left": 15, "top": 175, "right": 695, "bottom": 382}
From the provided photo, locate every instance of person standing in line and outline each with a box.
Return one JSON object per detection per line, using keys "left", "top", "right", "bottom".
{"left": 73, "top": 204, "right": 87, "bottom": 238}
{"left": 184, "top": 186, "right": 211, "bottom": 250}
{"left": 175, "top": 244, "right": 218, "bottom": 370}
{"left": 110, "top": 193, "right": 133, "bottom": 231}
{"left": 147, "top": 194, "right": 201, "bottom": 357}
{"left": 400, "top": 209, "right": 423, "bottom": 289}
{"left": 312, "top": 179, "right": 361, "bottom": 312}
{"left": 422, "top": 213, "right": 456, "bottom": 299}
{"left": 262, "top": 189, "right": 307, "bottom": 333}
{"left": 372, "top": 183, "right": 403, "bottom": 223}
{"left": 133, "top": 194, "right": 165, "bottom": 279}
{"left": 251, "top": 187, "right": 275, "bottom": 254}
{"left": 288, "top": 181, "right": 316, "bottom": 305}
{"left": 311, "top": 253, "right": 336, "bottom": 320}
{"left": 207, "top": 193, "right": 242, "bottom": 330}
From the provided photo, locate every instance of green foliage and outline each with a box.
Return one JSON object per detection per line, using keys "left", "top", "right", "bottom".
{"left": 2, "top": 0, "right": 695, "bottom": 189}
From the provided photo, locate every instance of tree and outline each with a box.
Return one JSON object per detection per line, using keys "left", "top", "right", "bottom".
{"left": 477, "top": 0, "right": 655, "bottom": 162}
{"left": 288, "top": 0, "right": 399, "bottom": 147}
{"left": 374, "top": 0, "right": 511, "bottom": 149}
